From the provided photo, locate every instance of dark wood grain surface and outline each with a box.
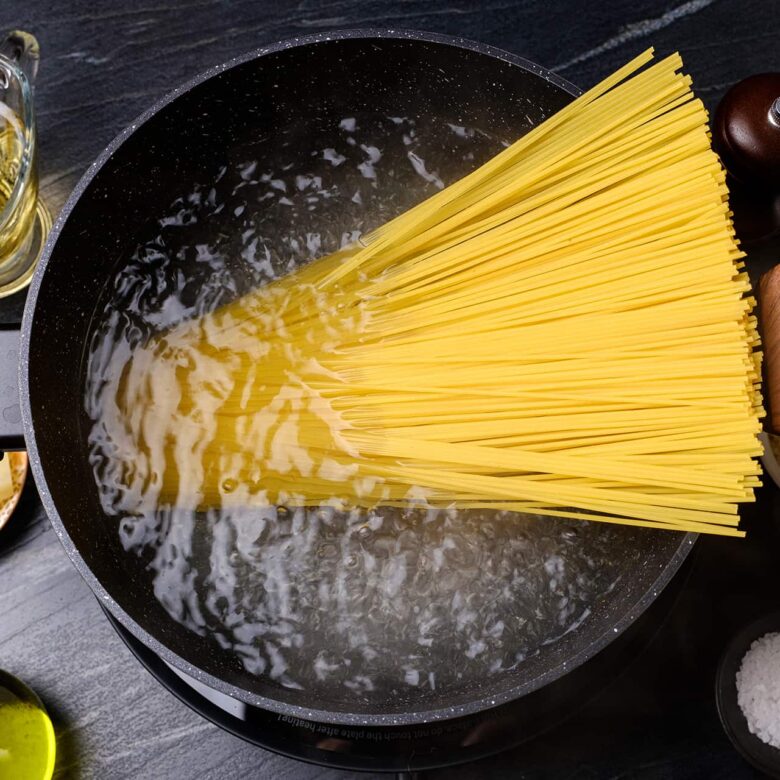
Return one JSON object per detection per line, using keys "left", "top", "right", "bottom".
{"left": 0, "top": 1, "right": 778, "bottom": 778}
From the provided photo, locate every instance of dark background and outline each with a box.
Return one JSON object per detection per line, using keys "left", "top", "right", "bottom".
{"left": 0, "top": 1, "right": 779, "bottom": 777}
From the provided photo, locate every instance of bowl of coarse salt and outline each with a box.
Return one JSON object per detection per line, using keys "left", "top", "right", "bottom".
{"left": 717, "top": 612, "right": 780, "bottom": 778}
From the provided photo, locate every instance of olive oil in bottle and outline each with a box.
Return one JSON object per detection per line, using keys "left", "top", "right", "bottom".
{"left": 0, "top": 669, "right": 55, "bottom": 780}
{"left": 0, "top": 117, "right": 40, "bottom": 272}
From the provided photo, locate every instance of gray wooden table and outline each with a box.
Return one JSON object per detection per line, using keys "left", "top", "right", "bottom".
{"left": 0, "top": 1, "right": 778, "bottom": 778}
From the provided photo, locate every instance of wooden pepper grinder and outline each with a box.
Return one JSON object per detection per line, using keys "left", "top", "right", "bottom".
{"left": 722, "top": 75, "right": 780, "bottom": 452}
{"left": 714, "top": 73, "right": 780, "bottom": 190}
{"left": 713, "top": 73, "right": 780, "bottom": 245}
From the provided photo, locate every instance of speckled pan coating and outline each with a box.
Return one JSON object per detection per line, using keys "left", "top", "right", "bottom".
{"left": 18, "top": 29, "right": 695, "bottom": 727}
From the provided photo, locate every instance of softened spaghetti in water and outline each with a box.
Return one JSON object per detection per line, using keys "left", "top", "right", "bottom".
{"left": 101, "top": 50, "right": 763, "bottom": 536}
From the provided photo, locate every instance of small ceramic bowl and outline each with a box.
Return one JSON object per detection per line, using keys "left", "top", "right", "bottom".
{"left": 0, "top": 451, "right": 28, "bottom": 532}
{"left": 716, "top": 611, "right": 780, "bottom": 778}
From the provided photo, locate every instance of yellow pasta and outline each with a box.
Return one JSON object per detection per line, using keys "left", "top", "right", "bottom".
{"left": 111, "top": 49, "right": 763, "bottom": 536}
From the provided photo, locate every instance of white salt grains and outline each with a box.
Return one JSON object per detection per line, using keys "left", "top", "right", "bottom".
{"left": 736, "top": 632, "right": 780, "bottom": 749}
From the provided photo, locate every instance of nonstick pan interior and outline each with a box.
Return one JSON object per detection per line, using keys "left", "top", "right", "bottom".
{"left": 22, "top": 31, "right": 693, "bottom": 726}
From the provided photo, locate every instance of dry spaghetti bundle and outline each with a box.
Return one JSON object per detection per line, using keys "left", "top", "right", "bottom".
{"left": 107, "top": 49, "right": 763, "bottom": 536}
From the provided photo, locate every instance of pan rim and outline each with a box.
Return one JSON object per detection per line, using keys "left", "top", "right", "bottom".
{"left": 20, "top": 27, "right": 696, "bottom": 727}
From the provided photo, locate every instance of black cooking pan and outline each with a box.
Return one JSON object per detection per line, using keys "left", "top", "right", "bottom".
{"left": 0, "top": 30, "right": 693, "bottom": 728}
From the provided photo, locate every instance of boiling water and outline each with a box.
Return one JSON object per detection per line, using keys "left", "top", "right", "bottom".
{"left": 85, "top": 113, "right": 646, "bottom": 705}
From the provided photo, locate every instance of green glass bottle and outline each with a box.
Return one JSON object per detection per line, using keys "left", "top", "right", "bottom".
{"left": 0, "top": 669, "right": 56, "bottom": 780}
